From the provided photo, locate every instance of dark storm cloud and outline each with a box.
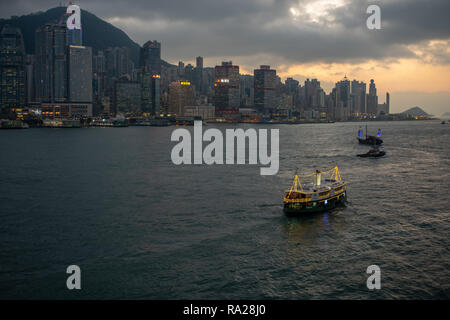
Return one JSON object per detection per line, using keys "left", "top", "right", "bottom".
{"left": 1, "top": 0, "right": 449, "bottom": 66}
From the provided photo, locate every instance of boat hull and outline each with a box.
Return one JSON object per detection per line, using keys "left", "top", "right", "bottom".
{"left": 283, "top": 192, "right": 347, "bottom": 215}
{"left": 358, "top": 136, "right": 383, "bottom": 145}
{"left": 357, "top": 151, "right": 386, "bottom": 157}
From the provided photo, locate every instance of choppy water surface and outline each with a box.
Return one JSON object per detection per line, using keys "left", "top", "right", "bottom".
{"left": 0, "top": 121, "right": 449, "bottom": 299}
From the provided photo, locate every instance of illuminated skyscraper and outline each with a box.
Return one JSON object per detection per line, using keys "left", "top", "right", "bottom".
{"left": 0, "top": 25, "right": 26, "bottom": 115}
{"left": 214, "top": 61, "right": 240, "bottom": 119}
{"left": 139, "top": 41, "right": 161, "bottom": 114}
{"left": 168, "top": 80, "right": 195, "bottom": 116}
{"left": 140, "top": 71, "right": 160, "bottom": 115}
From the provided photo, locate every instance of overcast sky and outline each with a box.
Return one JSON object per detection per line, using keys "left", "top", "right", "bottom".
{"left": 1, "top": 0, "right": 449, "bottom": 114}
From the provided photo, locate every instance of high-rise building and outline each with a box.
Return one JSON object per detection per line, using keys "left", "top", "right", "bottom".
{"left": 196, "top": 56, "right": 204, "bottom": 69}
{"left": 386, "top": 92, "right": 390, "bottom": 110}
{"left": 68, "top": 45, "right": 92, "bottom": 103}
{"left": 377, "top": 92, "right": 390, "bottom": 115}
{"left": 335, "top": 76, "right": 351, "bottom": 121}
{"left": 151, "top": 75, "right": 161, "bottom": 115}
{"left": 214, "top": 61, "right": 240, "bottom": 118}
{"left": 140, "top": 71, "right": 161, "bottom": 115}
{"left": 178, "top": 61, "right": 185, "bottom": 77}
{"left": 34, "top": 24, "right": 68, "bottom": 103}
{"left": 113, "top": 76, "right": 141, "bottom": 114}
{"left": 105, "top": 47, "right": 132, "bottom": 78}
{"left": 40, "top": 44, "right": 93, "bottom": 119}
{"left": 351, "top": 80, "right": 366, "bottom": 115}
{"left": 240, "top": 74, "right": 254, "bottom": 108}
{"left": 367, "top": 79, "right": 378, "bottom": 115}
{"left": 304, "top": 78, "right": 320, "bottom": 109}
{"left": 25, "top": 54, "right": 35, "bottom": 104}
{"left": 140, "top": 40, "right": 161, "bottom": 75}
{"left": 0, "top": 25, "right": 26, "bottom": 115}
{"left": 168, "top": 80, "right": 195, "bottom": 116}
{"left": 254, "top": 65, "right": 276, "bottom": 114}
{"left": 285, "top": 77, "right": 299, "bottom": 95}
{"left": 93, "top": 51, "right": 106, "bottom": 98}
{"left": 140, "top": 71, "right": 152, "bottom": 113}
{"left": 139, "top": 42, "right": 161, "bottom": 114}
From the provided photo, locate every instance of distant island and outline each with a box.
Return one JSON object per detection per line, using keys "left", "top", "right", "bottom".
{"left": 401, "top": 106, "right": 430, "bottom": 117}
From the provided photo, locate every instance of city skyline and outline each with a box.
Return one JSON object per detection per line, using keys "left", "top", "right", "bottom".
{"left": 1, "top": 0, "right": 449, "bottom": 115}
{"left": 0, "top": 3, "right": 397, "bottom": 123}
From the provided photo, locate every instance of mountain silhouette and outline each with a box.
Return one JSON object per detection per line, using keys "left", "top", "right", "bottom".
{"left": 401, "top": 106, "right": 430, "bottom": 116}
{"left": 0, "top": 6, "right": 173, "bottom": 67}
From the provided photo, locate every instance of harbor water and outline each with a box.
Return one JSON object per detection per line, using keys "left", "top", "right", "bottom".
{"left": 0, "top": 120, "right": 449, "bottom": 299}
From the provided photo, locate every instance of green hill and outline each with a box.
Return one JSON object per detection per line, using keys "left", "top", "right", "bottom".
{"left": 0, "top": 7, "right": 174, "bottom": 67}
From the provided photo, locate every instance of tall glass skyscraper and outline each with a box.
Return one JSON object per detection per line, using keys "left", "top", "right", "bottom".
{"left": 67, "top": 29, "right": 82, "bottom": 46}
{"left": 0, "top": 25, "right": 26, "bottom": 115}
{"left": 34, "top": 24, "right": 68, "bottom": 103}
{"left": 140, "top": 41, "right": 161, "bottom": 76}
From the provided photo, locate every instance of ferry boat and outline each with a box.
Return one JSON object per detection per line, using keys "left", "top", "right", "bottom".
{"left": 42, "top": 119, "right": 81, "bottom": 128}
{"left": 283, "top": 166, "right": 347, "bottom": 215}
{"left": 0, "top": 120, "right": 29, "bottom": 129}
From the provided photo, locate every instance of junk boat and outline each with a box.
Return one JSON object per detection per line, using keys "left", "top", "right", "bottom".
{"left": 358, "top": 125, "right": 383, "bottom": 145}
{"left": 357, "top": 145, "right": 386, "bottom": 158}
{"left": 283, "top": 166, "right": 347, "bottom": 215}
